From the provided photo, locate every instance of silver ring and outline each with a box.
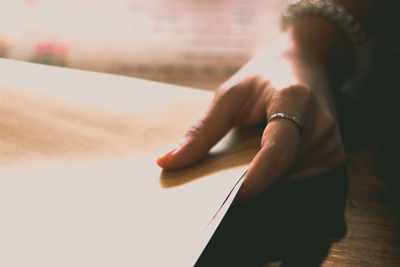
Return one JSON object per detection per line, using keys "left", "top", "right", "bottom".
{"left": 268, "top": 113, "right": 303, "bottom": 135}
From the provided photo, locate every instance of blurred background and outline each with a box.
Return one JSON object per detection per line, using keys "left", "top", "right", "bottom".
{"left": 1, "top": 1, "right": 400, "bottom": 266}
{"left": 0, "top": 0, "right": 285, "bottom": 90}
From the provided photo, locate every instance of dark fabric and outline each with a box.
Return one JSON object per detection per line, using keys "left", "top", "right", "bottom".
{"left": 338, "top": 0, "right": 399, "bottom": 150}
{"left": 196, "top": 164, "right": 348, "bottom": 267}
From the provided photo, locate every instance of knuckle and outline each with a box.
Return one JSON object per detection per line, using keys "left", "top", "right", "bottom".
{"left": 186, "top": 119, "right": 205, "bottom": 138}
{"left": 224, "top": 83, "right": 244, "bottom": 98}
{"left": 214, "top": 82, "right": 243, "bottom": 106}
{"left": 278, "top": 84, "right": 312, "bottom": 103}
{"left": 218, "top": 78, "right": 243, "bottom": 94}
{"left": 318, "top": 108, "right": 337, "bottom": 134}
{"left": 323, "top": 111, "right": 336, "bottom": 130}
{"left": 185, "top": 119, "right": 214, "bottom": 147}
{"left": 267, "top": 84, "right": 313, "bottom": 123}
{"left": 309, "top": 109, "right": 339, "bottom": 149}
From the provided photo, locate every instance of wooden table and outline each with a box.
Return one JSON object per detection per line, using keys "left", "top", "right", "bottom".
{"left": 324, "top": 145, "right": 400, "bottom": 266}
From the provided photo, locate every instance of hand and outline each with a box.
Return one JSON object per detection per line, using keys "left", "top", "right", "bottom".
{"left": 157, "top": 21, "right": 347, "bottom": 202}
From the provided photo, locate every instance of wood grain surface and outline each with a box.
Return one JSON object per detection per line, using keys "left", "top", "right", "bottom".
{"left": 324, "top": 146, "right": 400, "bottom": 267}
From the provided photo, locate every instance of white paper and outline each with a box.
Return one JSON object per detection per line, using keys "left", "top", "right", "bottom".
{"left": 0, "top": 59, "right": 259, "bottom": 266}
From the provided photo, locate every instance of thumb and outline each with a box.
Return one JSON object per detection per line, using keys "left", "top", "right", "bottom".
{"left": 156, "top": 96, "right": 237, "bottom": 170}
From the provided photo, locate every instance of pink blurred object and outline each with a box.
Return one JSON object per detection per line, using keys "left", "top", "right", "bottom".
{"left": 0, "top": 0, "right": 283, "bottom": 88}
{"left": 22, "top": 0, "right": 38, "bottom": 6}
{"left": 36, "top": 42, "right": 70, "bottom": 55}
{"left": 32, "top": 41, "right": 70, "bottom": 67}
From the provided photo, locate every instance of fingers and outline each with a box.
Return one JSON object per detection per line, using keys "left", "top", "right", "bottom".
{"left": 157, "top": 81, "right": 312, "bottom": 204}
{"left": 156, "top": 93, "right": 239, "bottom": 170}
{"left": 237, "top": 85, "right": 310, "bottom": 201}
{"left": 237, "top": 118, "right": 301, "bottom": 201}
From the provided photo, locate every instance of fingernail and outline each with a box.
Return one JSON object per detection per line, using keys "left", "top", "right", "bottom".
{"left": 178, "top": 137, "right": 187, "bottom": 146}
{"left": 158, "top": 146, "right": 178, "bottom": 160}
{"left": 156, "top": 147, "right": 176, "bottom": 167}
{"left": 157, "top": 138, "right": 187, "bottom": 159}
{"left": 171, "top": 138, "right": 187, "bottom": 156}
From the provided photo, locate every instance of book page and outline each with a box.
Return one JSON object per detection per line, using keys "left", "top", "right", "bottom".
{"left": 0, "top": 59, "right": 261, "bottom": 266}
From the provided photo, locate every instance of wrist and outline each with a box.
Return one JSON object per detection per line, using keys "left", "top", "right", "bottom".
{"left": 285, "top": 16, "right": 353, "bottom": 86}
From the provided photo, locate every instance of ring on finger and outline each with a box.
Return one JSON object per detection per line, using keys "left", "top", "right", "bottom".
{"left": 268, "top": 112, "right": 303, "bottom": 135}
